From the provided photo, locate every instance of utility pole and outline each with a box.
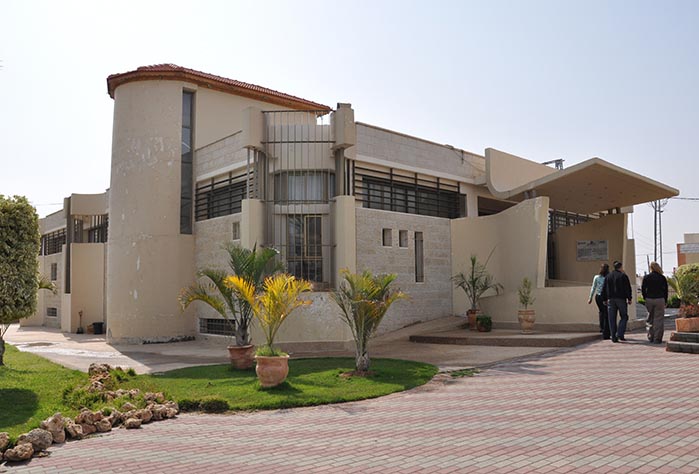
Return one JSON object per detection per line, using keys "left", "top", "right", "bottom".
{"left": 649, "top": 199, "right": 669, "bottom": 267}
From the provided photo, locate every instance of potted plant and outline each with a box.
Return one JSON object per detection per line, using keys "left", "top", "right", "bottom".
{"left": 179, "top": 244, "right": 282, "bottom": 369}
{"left": 517, "top": 277, "right": 536, "bottom": 333}
{"left": 331, "top": 270, "right": 407, "bottom": 374}
{"left": 226, "top": 273, "right": 312, "bottom": 387}
{"left": 668, "top": 263, "right": 699, "bottom": 332}
{"left": 452, "top": 250, "right": 502, "bottom": 331}
{"left": 476, "top": 314, "right": 492, "bottom": 332}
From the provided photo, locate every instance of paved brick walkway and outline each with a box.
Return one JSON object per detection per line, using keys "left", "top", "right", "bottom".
{"left": 8, "top": 335, "right": 699, "bottom": 473}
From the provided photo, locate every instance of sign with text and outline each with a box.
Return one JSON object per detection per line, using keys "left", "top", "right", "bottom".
{"left": 680, "top": 243, "right": 699, "bottom": 254}
{"left": 576, "top": 240, "right": 609, "bottom": 261}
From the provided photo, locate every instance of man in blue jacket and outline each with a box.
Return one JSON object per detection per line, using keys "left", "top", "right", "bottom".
{"left": 601, "top": 260, "right": 633, "bottom": 343}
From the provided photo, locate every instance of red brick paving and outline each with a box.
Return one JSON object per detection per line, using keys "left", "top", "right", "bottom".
{"left": 8, "top": 335, "right": 699, "bottom": 473}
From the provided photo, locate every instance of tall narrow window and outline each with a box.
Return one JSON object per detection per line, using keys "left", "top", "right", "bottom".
{"left": 181, "top": 91, "right": 194, "bottom": 234}
{"left": 50, "top": 263, "right": 58, "bottom": 281}
{"left": 415, "top": 231, "right": 424, "bottom": 282}
{"left": 287, "top": 215, "right": 323, "bottom": 283}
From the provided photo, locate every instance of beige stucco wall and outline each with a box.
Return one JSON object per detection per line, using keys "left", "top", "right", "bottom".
{"left": 22, "top": 251, "right": 64, "bottom": 328}
{"left": 67, "top": 243, "right": 105, "bottom": 333}
{"left": 451, "top": 197, "right": 550, "bottom": 316}
{"left": 550, "top": 213, "right": 625, "bottom": 283}
{"left": 70, "top": 192, "right": 108, "bottom": 216}
{"left": 108, "top": 79, "right": 195, "bottom": 343}
{"left": 485, "top": 148, "right": 557, "bottom": 196}
{"left": 355, "top": 207, "right": 453, "bottom": 334}
{"left": 479, "top": 286, "right": 599, "bottom": 330}
{"left": 194, "top": 88, "right": 289, "bottom": 150}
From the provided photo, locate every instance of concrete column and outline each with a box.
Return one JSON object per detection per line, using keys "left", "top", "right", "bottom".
{"left": 466, "top": 192, "right": 479, "bottom": 217}
{"left": 241, "top": 199, "right": 265, "bottom": 249}
{"left": 333, "top": 196, "right": 357, "bottom": 286}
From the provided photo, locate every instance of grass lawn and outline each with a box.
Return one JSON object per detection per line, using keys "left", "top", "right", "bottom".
{"left": 0, "top": 345, "right": 437, "bottom": 439}
{"left": 0, "top": 344, "right": 89, "bottom": 438}
{"left": 120, "top": 358, "right": 438, "bottom": 411}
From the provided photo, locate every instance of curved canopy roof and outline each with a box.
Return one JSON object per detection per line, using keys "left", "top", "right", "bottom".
{"left": 485, "top": 148, "right": 679, "bottom": 214}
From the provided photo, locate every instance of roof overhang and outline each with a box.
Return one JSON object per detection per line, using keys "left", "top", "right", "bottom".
{"left": 486, "top": 148, "right": 679, "bottom": 214}
{"left": 107, "top": 64, "right": 332, "bottom": 112}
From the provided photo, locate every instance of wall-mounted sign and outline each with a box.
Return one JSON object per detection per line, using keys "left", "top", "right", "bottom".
{"left": 680, "top": 243, "right": 699, "bottom": 254}
{"left": 577, "top": 240, "right": 608, "bottom": 261}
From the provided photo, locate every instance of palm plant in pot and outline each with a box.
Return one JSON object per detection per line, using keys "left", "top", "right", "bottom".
{"left": 517, "top": 277, "right": 536, "bottom": 334}
{"left": 452, "top": 251, "right": 502, "bottom": 331}
{"left": 226, "top": 273, "right": 312, "bottom": 387}
{"left": 668, "top": 263, "right": 699, "bottom": 332}
{"left": 179, "top": 244, "right": 282, "bottom": 369}
{"left": 331, "top": 270, "right": 407, "bottom": 375}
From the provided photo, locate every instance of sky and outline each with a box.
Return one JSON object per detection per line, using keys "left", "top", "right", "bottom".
{"left": 1, "top": 0, "right": 698, "bottom": 274}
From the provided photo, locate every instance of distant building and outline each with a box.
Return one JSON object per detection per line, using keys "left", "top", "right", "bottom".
{"left": 677, "top": 233, "right": 699, "bottom": 266}
{"left": 25, "top": 64, "right": 679, "bottom": 348}
{"left": 24, "top": 192, "right": 108, "bottom": 332}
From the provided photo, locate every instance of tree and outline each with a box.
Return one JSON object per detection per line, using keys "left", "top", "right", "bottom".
{"left": 452, "top": 251, "right": 502, "bottom": 311}
{"left": 331, "top": 270, "right": 406, "bottom": 374}
{"left": 0, "top": 196, "right": 40, "bottom": 365}
{"left": 179, "top": 244, "right": 282, "bottom": 346}
{"left": 226, "top": 273, "right": 312, "bottom": 356}
{"left": 668, "top": 263, "right": 699, "bottom": 317}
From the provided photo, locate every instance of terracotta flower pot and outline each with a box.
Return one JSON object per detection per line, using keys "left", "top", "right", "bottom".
{"left": 517, "top": 309, "right": 536, "bottom": 334}
{"left": 227, "top": 345, "right": 255, "bottom": 370}
{"left": 255, "top": 354, "right": 290, "bottom": 387}
{"left": 466, "top": 309, "right": 481, "bottom": 331}
{"left": 675, "top": 316, "right": 699, "bottom": 332}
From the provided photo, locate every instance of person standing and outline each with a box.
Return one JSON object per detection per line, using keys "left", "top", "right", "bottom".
{"left": 601, "top": 260, "right": 632, "bottom": 343}
{"left": 642, "top": 262, "right": 668, "bottom": 344}
{"left": 588, "top": 263, "right": 611, "bottom": 339}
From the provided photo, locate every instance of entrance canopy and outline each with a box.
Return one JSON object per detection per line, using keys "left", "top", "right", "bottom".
{"left": 485, "top": 148, "right": 679, "bottom": 214}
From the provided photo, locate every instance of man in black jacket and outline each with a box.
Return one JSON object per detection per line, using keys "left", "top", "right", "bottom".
{"left": 601, "top": 260, "right": 633, "bottom": 343}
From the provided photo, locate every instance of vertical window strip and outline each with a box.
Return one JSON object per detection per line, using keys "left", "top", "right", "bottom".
{"left": 180, "top": 91, "right": 194, "bottom": 234}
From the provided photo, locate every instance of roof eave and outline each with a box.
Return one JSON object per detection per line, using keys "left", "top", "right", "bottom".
{"left": 106, "top": 69, "right": 332, "bottom": 112}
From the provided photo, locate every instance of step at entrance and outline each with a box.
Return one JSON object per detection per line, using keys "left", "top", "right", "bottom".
{"left": 666, "top": 332, "right": 699, "bottom": 353}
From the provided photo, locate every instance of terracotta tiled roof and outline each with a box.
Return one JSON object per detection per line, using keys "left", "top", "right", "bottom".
{"left": 107, "top": 64, "right": 331, "bottom": 111}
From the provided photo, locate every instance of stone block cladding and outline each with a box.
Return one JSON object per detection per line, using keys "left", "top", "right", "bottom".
{"left": 355, "top": 208, "right": 453, "bottom": 334}
{"left": 194, "top": 131, "right": 246, "bottom": 179}
{"left": 192, "top": 214, "right": 241, "bottom": 321}
{"left": 356, "top": 123, "right": 485, "bottom": 181}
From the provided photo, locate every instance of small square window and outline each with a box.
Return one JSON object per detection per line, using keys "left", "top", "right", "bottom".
{"left": 47, "top": 307, "right": 58, "bottom": 317}
{"left": 382, "top": 229, "right": 392, "bottom": 247}
{"left": 232, "top": 222, "right": 240, "bottom": 241}
{"left": 50, "top": 263, "right": 58, "bottom": 281}
{"left": 399, "top": 230, "right": 408, "bottom": 248}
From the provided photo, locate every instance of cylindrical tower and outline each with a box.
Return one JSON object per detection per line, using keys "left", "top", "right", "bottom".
{"left": 106, "top": 79, "right": 195, "bottom": 343}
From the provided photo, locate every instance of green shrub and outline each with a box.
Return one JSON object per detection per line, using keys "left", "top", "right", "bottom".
{"left": 199, "top": 398, "right": 229, "bottom": 413}
{"left": 126, "top": 368, "right": 137, "bottom": 376}
{"left": 177, "top": 399, "right": 201, "bottom": 412}
{"left": 62, "top": 387, "right": 105, "bottom": 410}
{"left": 476, "top": 314, "right": 492, "bottom": 331}
{"left": 255, "top": 344, "right": 287, "bottom": 357}
{"left": 637, "top": 296, "right": 645, "bottom": 305}
{"left": 668, "top": 295, "right": 681, "bottom": 308}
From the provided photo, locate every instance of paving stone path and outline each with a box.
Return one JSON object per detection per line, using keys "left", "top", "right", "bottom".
{"left": 9, "top": 335, "right": 699, "bottom": 473}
